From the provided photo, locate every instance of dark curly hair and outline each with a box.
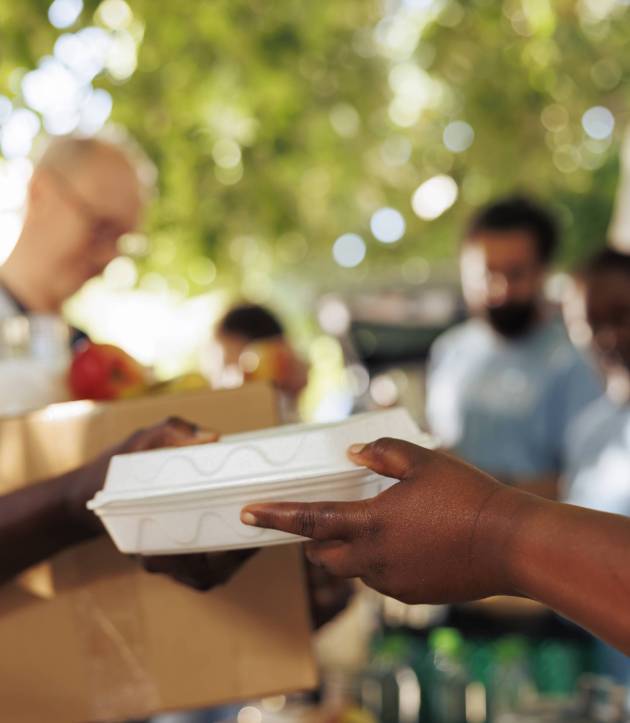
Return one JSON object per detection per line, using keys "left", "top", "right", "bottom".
{"left": 217, "top": 303, "right": 284, "bottom": 342}
{"left": 465, "top": 195, "right": 559, "bottom": 265}
{"left": 578, "top": 246, "right": 630, "bottom": 279}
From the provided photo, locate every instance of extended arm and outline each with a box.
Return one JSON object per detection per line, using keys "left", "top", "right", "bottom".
{"left": 0, "top": 418, "right": 226, "bottom": 588}
{"left": 242, "top": 439, "right": 630, "bottom": 653}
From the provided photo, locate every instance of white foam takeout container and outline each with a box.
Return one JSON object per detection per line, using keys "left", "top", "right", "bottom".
{"left": 88, "top": 407, "right": 431, "bottom": 554}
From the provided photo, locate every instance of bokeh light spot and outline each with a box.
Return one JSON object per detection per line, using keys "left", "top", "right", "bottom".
{"left": 104, "top": 256, "right": 138, "bottom": 290}
{"left": 0, "top": 96, "right": 13, "bottom": 124}
{"left": 443, "top": 120, "right": 474, "bottom": 152}
{"left": 48, "top": 0, "right": 83, "bottom": 29}
{"left": 97, "top": 0, "right": 133, "bottom": 30}
{"left": 1, "top": 109, "right": 41, "bottom": 159}
{"left": 541, "top": 104, "right": 569, "bottom": 132}
{"left": 582, "top": 106, "right": 615, "bottom": 140}
{"left": 380, "top": 135, "right": 412, "bottom": 167}
{"left": 317, "top": 295, "right": 351, "bottom": 335}
{"left": 332, "top": 233, "right": 366, "bottom": 268}
{"left": 411, "top": 175, "right": 458, "bottom": 220}
{"left": 370, "top": 207, "right": 406, "bottom": 243}
{"left": 237, "top": 706, "right": 262, "bottom": 723}
{"left": 212, "top": 138, "right": 242, "bottom": 169}
{"left": 188, "top": 257, "right": 217, "bottom": 287}
{"left": 370, "top": 374, "right": 399, "bottom": 407}
{"left": 79, "top": 88, "right": 113, "bottom": 134}
{"left": 106, "top": 31, "right": 137, "bottom": 80}
{"left": 329, "top": 103, "right": 360, "bottom": 138}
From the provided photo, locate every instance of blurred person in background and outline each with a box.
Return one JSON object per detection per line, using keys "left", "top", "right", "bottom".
{"left": 563, "top": 247, "right": 630, "bottom": 683}
{"left": 0, "top": 135, "right": 147, "bottom": 412}
{"left": 0, "top": 134, "right": 144, "bottom": 327}
{"left": 426, "top": 195, "right": 602, "bottom": 497}
{"left": 206, "top": 302, "right": 309, "bottom": 421}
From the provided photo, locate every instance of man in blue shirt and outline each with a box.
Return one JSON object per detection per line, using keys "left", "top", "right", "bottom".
{"left": 426, "top": 196, "right": 602, "bottom": 496}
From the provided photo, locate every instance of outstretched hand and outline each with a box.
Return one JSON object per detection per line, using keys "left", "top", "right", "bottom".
{"left": 242, "top": 438, "right": 537, "bottom": 604}
{"left": 70, "top": 418, "right": 253, "bottom": 592}
{"left": 66, "top": 416, "right": 218, "bottom": 531}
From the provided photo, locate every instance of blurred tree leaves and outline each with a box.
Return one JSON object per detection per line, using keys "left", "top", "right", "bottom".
{"left": 1, "top": 0, "right": 629, "bottom": 296}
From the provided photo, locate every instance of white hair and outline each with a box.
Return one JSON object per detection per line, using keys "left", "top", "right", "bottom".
{"left": 33, "top": 128, "right": 157, "bottom": 199}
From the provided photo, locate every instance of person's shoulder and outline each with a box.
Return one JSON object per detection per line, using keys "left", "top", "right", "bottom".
{"left": 432, "top": 318, "right": 486, "bottom": 356}
{"left": 566, "top": 395, "right": 614, "bottom": 449}
{"left": 541, "top": 317, "right": 593, "bottom": 371}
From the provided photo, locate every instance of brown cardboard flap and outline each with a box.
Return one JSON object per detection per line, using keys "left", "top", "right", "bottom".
{"left": 0, "top": 385, "right": 317, "bottom": 722}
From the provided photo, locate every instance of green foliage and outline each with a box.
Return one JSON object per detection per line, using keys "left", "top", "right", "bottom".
{"left": 1, "top": 0, "right": 629, "bottom": 295}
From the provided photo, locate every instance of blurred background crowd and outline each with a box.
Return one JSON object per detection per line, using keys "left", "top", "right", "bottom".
{"left": 2, "top": 0, "right": 630, "bottom": 721}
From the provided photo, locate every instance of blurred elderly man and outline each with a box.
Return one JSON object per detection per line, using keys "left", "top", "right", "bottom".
{"left": 0, "top": 135, "right": 144, "bottom": 320}
{"left": 426, "top": 196, "right": 602, "bottom": 496}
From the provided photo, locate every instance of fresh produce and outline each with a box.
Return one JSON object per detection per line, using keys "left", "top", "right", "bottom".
{"left": 69, "top": 341, "right": 149, "bottom": 401}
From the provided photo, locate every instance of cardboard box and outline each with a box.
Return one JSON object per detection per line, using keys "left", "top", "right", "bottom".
{"left": 0, "top": 385, "right": 317, "bottom": 723}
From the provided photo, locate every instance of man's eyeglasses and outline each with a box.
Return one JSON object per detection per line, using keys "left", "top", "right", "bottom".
{"left": 49, "top": 168, "right": 130, "bottom": 246}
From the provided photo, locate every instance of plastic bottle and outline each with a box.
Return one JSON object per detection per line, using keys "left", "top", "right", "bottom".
{"left": 533, "top": 641, "right": 583, "bottom": 696}
{"left": 490, "top": 636, "right": 535, "bottom": 722}
{"left": 363, "top": 634, "right": 422, "bottom": 723}
{"left": 426, "top": 628, "right": 469, "bottom": 723}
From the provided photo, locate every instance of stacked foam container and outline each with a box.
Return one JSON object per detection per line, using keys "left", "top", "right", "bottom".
{"left": 88, "top": 408, "right": 430, "bottom": 554}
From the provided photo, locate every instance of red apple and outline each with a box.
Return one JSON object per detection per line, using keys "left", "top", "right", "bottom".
{"left": 69, "top": 342, "right": 148, "bottom": 401}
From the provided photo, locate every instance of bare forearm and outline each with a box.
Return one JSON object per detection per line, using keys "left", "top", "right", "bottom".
{"left": 0, "top": 418, "right": 222, "bottom": 589}
{"left": 242, "top": 439, "right": 630, "bottom": 652}
{"left": 0, "top": 471, "right": 100, "bottom": 585}
{"left": 508, "top": 499, "right": 630, "bottom": 653}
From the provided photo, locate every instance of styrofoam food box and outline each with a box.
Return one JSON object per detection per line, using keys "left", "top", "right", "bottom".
{"left": 88, "top": 407, "right": 431, "bottom": 554}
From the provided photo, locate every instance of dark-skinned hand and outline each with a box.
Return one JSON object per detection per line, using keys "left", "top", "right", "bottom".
{"left": 0, "top": 417, "right": 254, "bottom": 592}
{"left": 84, "top": 418, "right": 255, "bottom": 593}
{"left": 241, "top": 437, "right": 536, "bottom": 605}
{"left": 241, "top": 436, "right": 630, "bottom": 655}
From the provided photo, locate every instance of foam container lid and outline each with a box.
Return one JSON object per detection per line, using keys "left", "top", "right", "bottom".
{"left": 88, "top": 407, "right": 431, "bottom": 554}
